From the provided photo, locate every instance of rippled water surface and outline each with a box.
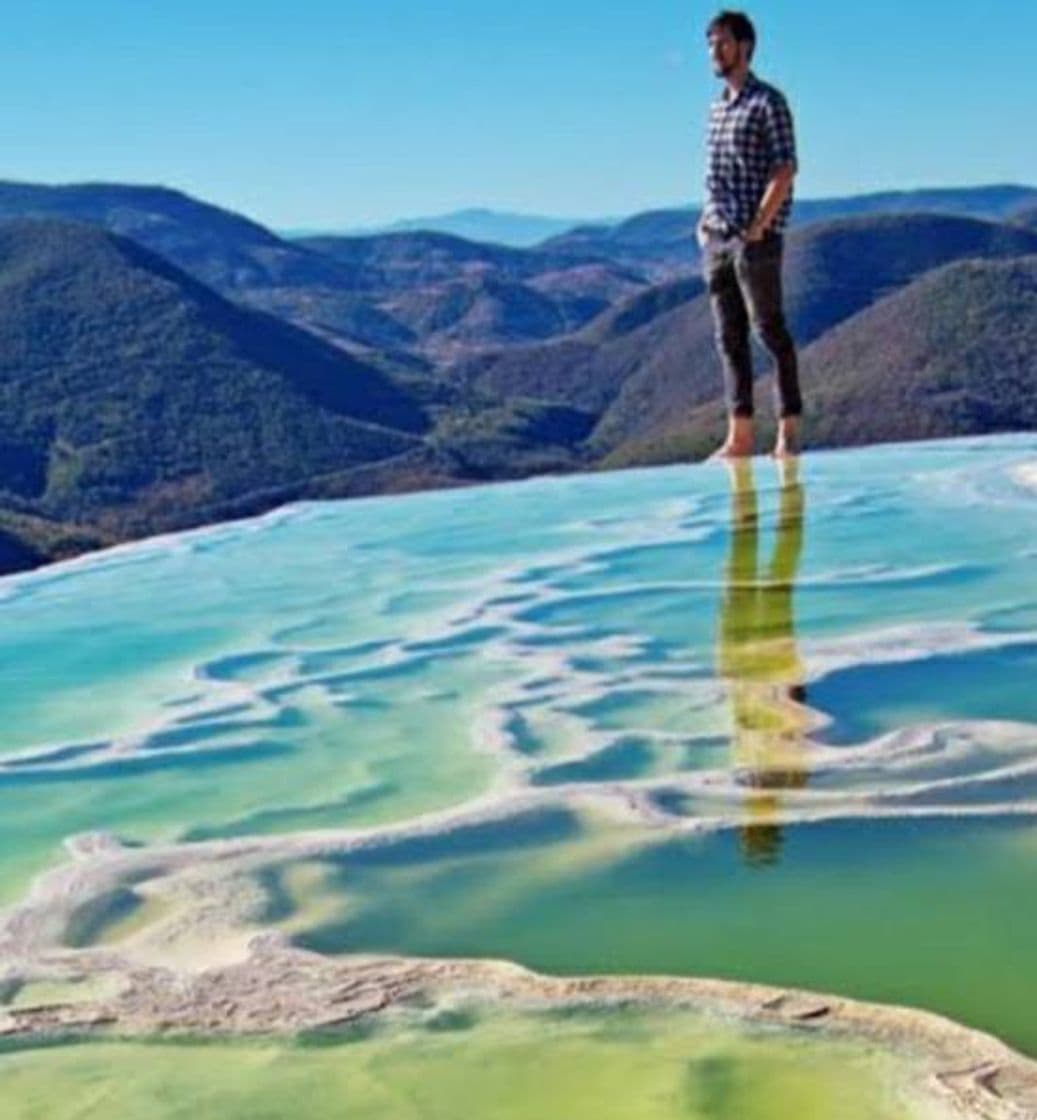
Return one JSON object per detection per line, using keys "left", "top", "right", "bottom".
{"left": 2, "top": 434, "right": 1037, "bottom": 1064}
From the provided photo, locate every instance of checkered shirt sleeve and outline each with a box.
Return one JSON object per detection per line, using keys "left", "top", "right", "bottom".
{"left": 763, "top": 90, "right": 797, "bottom": 169}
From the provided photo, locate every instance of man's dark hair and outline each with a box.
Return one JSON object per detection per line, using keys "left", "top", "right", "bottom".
{"left": 707, "top": 11, "right": 757, "bottom": 58}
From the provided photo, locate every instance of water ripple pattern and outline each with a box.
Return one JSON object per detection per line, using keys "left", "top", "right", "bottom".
{"left": 0, "top": 436, "right": 1036, "bottom": 905}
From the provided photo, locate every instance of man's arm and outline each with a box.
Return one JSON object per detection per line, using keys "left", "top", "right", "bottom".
{"left": 745, "top": 163, "right": 796, "bottom": 241}
{"left": 745, "top": 90, "right": 797, "bottom": 241}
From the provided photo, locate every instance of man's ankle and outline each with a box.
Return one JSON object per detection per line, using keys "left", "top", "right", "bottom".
{"left": 729, "top": 415, "right": 754, "bottom": 441}
{"left": 772, "top": 417, "right": 801, "bottom": 458}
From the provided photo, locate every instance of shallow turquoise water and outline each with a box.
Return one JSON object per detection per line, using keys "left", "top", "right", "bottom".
{"left": 2, "top": 433, "right": 1037, "bottom": 1061}
{"left": 812, "top": 642, "right": 1037, "bottom": 744}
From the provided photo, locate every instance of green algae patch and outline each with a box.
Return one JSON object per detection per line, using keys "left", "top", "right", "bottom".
{"left": 0, "top": 1005, "right": 949, "bottom": 1120}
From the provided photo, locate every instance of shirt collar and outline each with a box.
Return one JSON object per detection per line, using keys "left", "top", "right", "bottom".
{"left": 722, "top": 70, "right": 760, "bottom": 107}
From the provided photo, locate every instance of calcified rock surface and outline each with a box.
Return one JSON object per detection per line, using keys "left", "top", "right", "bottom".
{"left": 2, "top": 935, "right": 1036, "bottom": 1120}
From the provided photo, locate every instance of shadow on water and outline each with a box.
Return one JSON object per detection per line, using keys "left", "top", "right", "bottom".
{"left": 715, "top": 458, "right": 809, "bottom": 869}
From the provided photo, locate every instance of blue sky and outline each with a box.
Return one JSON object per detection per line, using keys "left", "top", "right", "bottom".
{"left": 2, "top": 1, "right": 1035, "bottom": 228}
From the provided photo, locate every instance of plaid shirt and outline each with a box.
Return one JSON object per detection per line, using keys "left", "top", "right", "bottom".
{"left": 702, "top": 72, "right": 797, "bottom": 236}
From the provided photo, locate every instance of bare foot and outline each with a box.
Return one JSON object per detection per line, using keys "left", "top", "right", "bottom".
{"left": 770, "top": 441, "right": 799, "bottom": 460}
{"left": 711, "top": 416, "right": 755, "bottom": 460}
{"left": 710, "top": 441, "right": 755, "bottom": 460}
{"left": 771, "top": 418, "right": 801, "bottom": 459}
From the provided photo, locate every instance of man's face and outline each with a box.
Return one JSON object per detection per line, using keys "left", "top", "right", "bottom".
{"left": 708, "top": 28, "right": 750, "bottom": 77}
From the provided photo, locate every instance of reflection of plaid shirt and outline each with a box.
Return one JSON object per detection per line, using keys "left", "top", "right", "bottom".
{"left": 702, "top": 72, "right": 797, "bottom": 236}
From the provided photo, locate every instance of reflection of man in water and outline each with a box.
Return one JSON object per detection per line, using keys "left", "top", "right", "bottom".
{"left": 716, "top": 457, "right": 808, "bottom": 866}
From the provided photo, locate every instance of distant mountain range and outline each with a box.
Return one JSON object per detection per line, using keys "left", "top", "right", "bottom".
{"left": 0, "top": 180, "right": 361, "bottom": 291}
{"left": 286, "top": 208, "right": 625, "bottom": 248}
{"left": 0, "top": 183, "right": 644, "bottom": 357}
{"left": 0, "top": 217, "right": 597, "bottom": 564}
{"left": 4, "top": 180, "right": 1035, "bottom": 358}
{"left": 284, "top": 187, "right": 1037, "bottom": 250}
{"left": 0, "top": 179, "right": 1035, "bottom": 575}
{"left": 294, "top": 229, "right": 645, "bottom": 357}
{"left": 461, "top": 213, "right": 1037, "bottom": 457}
{"left": 539, "top": 184, "right": 1037, "bottom": 274}
{"left": 0, "top": 221, "right": 430, "bottom": 543}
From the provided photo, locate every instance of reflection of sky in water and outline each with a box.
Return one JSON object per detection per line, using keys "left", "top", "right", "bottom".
{"left": 812, "top": 642, "right": 1037, "bottom": 744}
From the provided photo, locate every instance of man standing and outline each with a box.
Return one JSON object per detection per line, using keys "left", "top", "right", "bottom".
{"left": 697, "top": 11, "right": 802, "bottom": 458}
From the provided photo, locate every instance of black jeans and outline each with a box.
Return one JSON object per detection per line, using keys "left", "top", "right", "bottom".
{"left": 703, "top": 233, "right": 802, "bottom": 419}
